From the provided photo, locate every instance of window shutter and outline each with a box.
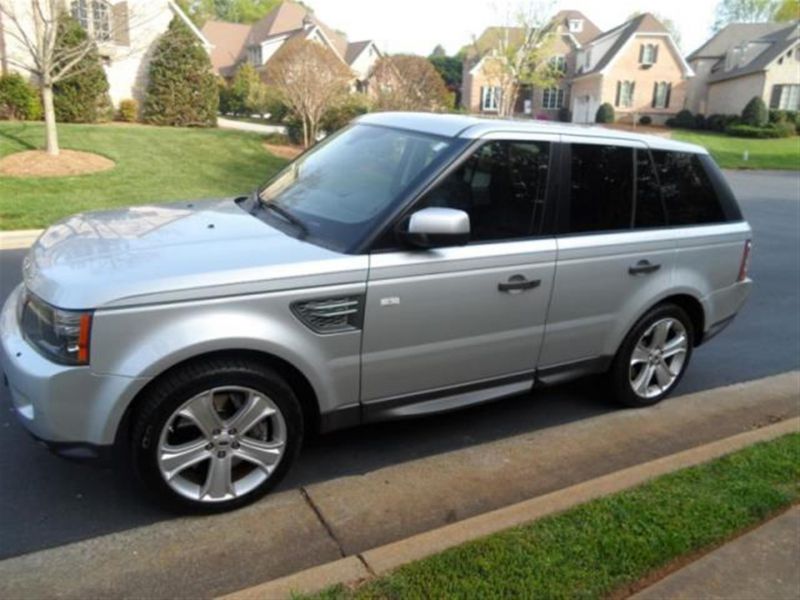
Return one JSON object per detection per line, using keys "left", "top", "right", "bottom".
{"left": 653, "top": 45, "right": 659, "bottom": 63}
{"left": 652, "top": 82, "right": 658, "bottom": 108}
{"left": 665, "top": 83, "right": 672, "bottom": 108}
{"left": 112, "top": 1, "right": 130, "bottom": 46}
{"left": 770, "top": 85, "right": 782, "bottom": 109}
{"left": 630, "top": 82, "right": 636, "bottom": 105}
{"left": 480, "top": 86, "right": 487, "bottom": 110}
{"left": 639, "top": 44, "right": 644, "bottom": 63}
{"left": 615, "top": 81, "right": 621, "bottom": 107}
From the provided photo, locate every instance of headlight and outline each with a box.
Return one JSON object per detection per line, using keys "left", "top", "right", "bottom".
{"left": 19, "top": 291, "right": 93, "bottom": 365}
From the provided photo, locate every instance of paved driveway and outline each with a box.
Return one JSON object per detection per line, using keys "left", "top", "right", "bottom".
{"left": 0, "top": 170, "right": 798, "bottom": 560}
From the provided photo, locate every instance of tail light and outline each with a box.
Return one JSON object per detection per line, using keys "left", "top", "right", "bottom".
{"left": 737, "top": 239, "right": 752, "bottom": 282}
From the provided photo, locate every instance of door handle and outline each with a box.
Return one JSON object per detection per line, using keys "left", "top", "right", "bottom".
{"left": 498, "top": 275, "right": 541, "bottom": 293}
{"left": 629, "top": 260, "right": 661, "bottom": 276}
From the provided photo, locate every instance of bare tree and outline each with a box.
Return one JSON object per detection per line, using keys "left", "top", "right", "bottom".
{"left": 371, "top": 54, "right": 451, "bottom": 112}
{"left": 471, "top": 0, "right": 559, "bottom": 117}
{"left": 265, "top": 37, "right": 351, "bottom": 148}
{"left": 0, "top": 0, "right": 143, "bottom": 155}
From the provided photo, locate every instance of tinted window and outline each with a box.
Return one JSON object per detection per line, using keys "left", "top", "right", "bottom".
{"left": 634, "top": 149, "right": 667, "bottom": 228}
{"left": 420, "top": 140, "right": 550, "bottom": 242}
{"left": 651, "top": 151, "right": 726, "bottom": 225}
{"left": 568, "top": 144, "right": 634, "bottom": 233}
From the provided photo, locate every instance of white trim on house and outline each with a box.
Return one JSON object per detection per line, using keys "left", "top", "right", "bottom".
{"left": 348, "top": 41, "right": 381, "bottom": 67}
{"left": 167, "top": 0, "right": 212, "bottom": 49}
{"left": 302, "top": 24, "right": 344, "bottom": 62}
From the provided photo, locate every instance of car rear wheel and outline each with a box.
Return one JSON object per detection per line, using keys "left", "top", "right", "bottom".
{"left": 610, "top": 304, "right": 694, "bottom": 407}
{"left": 131, "top": 358, "right": 303, "bottom": 512}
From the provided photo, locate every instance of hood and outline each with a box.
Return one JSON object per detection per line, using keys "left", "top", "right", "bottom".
{"left": 24, "top": 199, "right": 367, "bottom": 309}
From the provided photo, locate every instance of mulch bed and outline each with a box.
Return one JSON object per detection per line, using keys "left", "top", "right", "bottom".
{"left": 0, "top": 149, "right": 115, "bottom": 177}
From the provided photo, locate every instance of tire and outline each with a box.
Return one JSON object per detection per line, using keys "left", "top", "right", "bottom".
{"left": 609, "top": 304, "right": 694, "bottom": 408}
{"left": 130, "top": 357, "right": 303, "bottom": 513}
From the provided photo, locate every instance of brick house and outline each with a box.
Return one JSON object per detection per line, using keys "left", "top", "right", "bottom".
{"left": 202, "top": 1, "right": 381, "bottom": 92}
{"left": 686, "top": 22, "right": 800, "bottom": 116}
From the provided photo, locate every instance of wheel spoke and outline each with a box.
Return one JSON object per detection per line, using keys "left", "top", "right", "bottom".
{"left": 631, "top": 343, "right": 650, "bottom": 366}
{"left": 655, "top": 363, "right": 673, "bottom": 389}
{"left": 235, "top": 438, "right": 284, "bottom": 473}
{"left": 201, "top": 454, "right": 234, "bottom": 500}
{"left": 633, "top": 364, "right": 655, "bottom": 395}
{"left": 227, "top": 392, "right": 276, "bottom": 435}
{"left": 160, "top": 440, "right": 210, "bottom": 479}
{"left": 662, "top": 334, "right": 688, "bottom": 359}
{"left": 651, "top": 320, "right": 672, "bottom": 348}
{"left": 179, "top": 391, "right": 223, "bottom": 438}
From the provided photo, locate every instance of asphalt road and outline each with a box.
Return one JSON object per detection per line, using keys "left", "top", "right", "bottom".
{"left": 0, "top": 170, "right": 798, "bottom": 560}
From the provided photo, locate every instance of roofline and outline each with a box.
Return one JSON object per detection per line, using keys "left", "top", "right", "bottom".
{"left": 348, "top": 40, "right": 380, "bottom": 65}
{"left": 168, "top": 0, "right": 212, "bottom": 48}
{"left": 707, "top": 37, "right": 799, "bottom": 84}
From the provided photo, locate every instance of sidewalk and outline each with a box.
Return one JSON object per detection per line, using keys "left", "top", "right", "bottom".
{"left": 218, "top": 117, "right": 287, "bottom": 135}
{"left": 633, "top": 506, "right": 800, "bottom": 600}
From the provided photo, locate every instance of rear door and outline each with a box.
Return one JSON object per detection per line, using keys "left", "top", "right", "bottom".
{"left": 360, "top": 135, "right": 558, "bottom": 406}
{"left": 538, "top": 136, "right": 676, "bottom": 373}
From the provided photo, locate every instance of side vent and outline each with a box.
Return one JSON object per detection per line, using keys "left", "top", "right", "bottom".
{"left": 291, "top": 296, "right": 364, "bottom": 334}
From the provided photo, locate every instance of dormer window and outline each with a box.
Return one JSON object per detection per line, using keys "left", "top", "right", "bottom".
{"left": 639, "top": 44, "right": 658, "bottom": 66}
{"left": 71, "top": 0, "right": 112, "bottom": 41}
{"left": 248, "top": 45, "right": 263, "bottom": 66}
{"left": 568, "top": 19, "right": 583, "bottom": 33}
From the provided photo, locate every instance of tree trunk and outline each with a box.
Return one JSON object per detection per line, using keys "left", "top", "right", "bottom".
{"left": 42, "top": 85, "right": 59, "bottom": 156}
{"left": 302, "top": 117, "right": 309, "bottom": 149}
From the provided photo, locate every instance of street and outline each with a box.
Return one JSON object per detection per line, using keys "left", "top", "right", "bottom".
{"left": 0, "top": 169, "right": 798, "bottom": 561}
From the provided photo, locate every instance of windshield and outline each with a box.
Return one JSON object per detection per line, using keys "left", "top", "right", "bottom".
{"left": 258, "top": 124, "right": 462, "bottom": 252}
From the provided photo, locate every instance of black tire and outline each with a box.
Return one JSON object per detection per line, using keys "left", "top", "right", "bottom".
{"left": 130, "top": 356, "right": 303, "bottom": 513}
{"left": 609, "top": 304, "right": 694, "bottom": 408}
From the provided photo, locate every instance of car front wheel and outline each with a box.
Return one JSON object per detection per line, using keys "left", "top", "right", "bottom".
{"left": 131, "top": 358, "right": 303, "bottom": 512}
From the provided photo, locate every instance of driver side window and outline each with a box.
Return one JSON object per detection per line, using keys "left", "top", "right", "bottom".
{"left": 418, "top": 140, "right": 551, "bottom": 242}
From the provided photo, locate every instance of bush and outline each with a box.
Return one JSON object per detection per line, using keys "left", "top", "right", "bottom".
{"left": 595, "top": 103, "right": 614, "bottom": 123}
{"left": 670, "top": 109, "right": 695, "bottom": 129}
{"left": 769, "top": 109, "right": 788, "bottom": 124}
{"left": 639, "top": 115, "right": 652, "bottom": 125}
{"left": 321, "top": 94, "right": 371, "bottom": 134}
{"left": 0, "top": 73, "right": 42, "bottom": 120}
{"left": 144, "top": 17, "right": 218, "bottom": 127}
{"left": 558, "top": 107, "right": 572, "bottom": 123}
{"left": 725, "top": 123, "right": 795, "bottom": 138}
{"left": 741, "top": 96, "right": 768, "bottom": 127}
{"left": 52, "top": 16, "right": 111, "bottom": 123}
{"left": 117, "top": 99, "right": 139, "bottom": 122}
{"left": 706, "top": 113, "right": 735, "bottom": 132}
{"left": 694, "top": 113, "right": 707, "bottom": 130}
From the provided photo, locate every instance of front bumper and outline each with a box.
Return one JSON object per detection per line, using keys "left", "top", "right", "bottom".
{"left": 1, "top": 285, "right": 148, "bottom": 456}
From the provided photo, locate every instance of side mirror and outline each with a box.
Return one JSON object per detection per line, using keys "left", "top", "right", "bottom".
{"left": 398, "top": 207, "right": 471, "bottom": 249}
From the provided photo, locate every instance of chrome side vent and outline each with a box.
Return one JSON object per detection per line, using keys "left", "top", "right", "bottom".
{"left": 291, "top": 295, "right": 364, "bottom": 334}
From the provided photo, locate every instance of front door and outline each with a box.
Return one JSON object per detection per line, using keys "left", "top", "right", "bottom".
{"left": 360, "top": 137, "right": 558, "bottom": 405}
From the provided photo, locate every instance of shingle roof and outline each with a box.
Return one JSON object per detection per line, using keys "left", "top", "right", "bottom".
{"left": 551, "top": 10, "right": 601, "bottom": 46}
{"left": 687, "top": 22, "right": 789, "bottom": 60}
{"left": 706, "top": 22, "right": 799, "bottom": 83}
{"left": 248, "top": 1, "right": 348, "bottom": 58}
{"left": 345, "top": 40, "right": 373, "bottom": 64}
{"left": 201, "top": 20, "right": 251, "bottom": 76}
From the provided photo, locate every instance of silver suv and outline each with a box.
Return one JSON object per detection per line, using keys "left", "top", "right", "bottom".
{"left": 1, "top": 113, "right": 752, "bottom": 511}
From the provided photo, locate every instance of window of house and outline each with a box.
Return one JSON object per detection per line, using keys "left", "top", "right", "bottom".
{"left": 770, "top": 85, "right": 800, "bottom": 110}
{"left": 71, "top": 0, "right": 111, "bottom": 41}
{"left": 549, "top": 55, "right": 567, "bottom": 74}
{"left": 542, "top": 87, "right": 565, "bottom": 109}
{"left": 640, "top": 43, "right": 658, "bottom": 65}
{"left": 650, "top": 151, "right": 725, "bottom": 226}
{"left": 481, "top": 86, "right": 502, "bottom": 112}
{"left": 418, "top": 140, "right": 551, "bottom": 242}
{"left": 566, "top": 144, "right": 634, "bottom": 233}
{"left": 248, "top": 45, "right": 263, "bottom": 66}
{"left": 652, "top": 82, "right": 671, "bottom": 109}
{"left": 583, "top": 50, "right": 591, "bottom": 69}
{"left": 616, "top": 81, "right": 635, "bottom": 108}
{"left": 634, "top": 150, "right": 667, "bottom": 229}
{"left": 568, "top": 19, "right": 584, "bottom": 33}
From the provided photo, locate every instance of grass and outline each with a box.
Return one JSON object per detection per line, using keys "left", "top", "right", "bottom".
{"left": 312, "top": 433, "right": 800, "bottom": 600}
{"left": 0, "top": 122, "right": 287, "bottom": 230}
{"left": 672, "top": 130, "right": 800, "bottom": 170}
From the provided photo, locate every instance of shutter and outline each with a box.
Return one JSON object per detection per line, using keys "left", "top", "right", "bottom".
{"left": 769, "top": 85, "right": 782, "bottom": 109}
{"left": 653, "top": 45, "right": 659, "bottom": 63}
{"left": 480, "top": 86, "right": 486, "bottom": 110}
{"left": 665, "top": 83, "right": 672, "bottom": 108}
{"left": 113, "top": 2, "right": 130, "bottom": 46}
{"left": 615, "top": 81, "right": 621, "bottom": 107}
{"left": 630, "top": 82, "right": 636, "bottom": 106}
{"left": 639, "top": 44, "right": 644, "bottom": 63}
{"left": 652, "top": 82, "right": 658, "bottom": 108}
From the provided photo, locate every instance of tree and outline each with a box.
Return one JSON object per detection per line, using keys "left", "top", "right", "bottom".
{"left": 596, "top": 103, "right": 615, "bottom": 123}
{"left": 177, "top": 0, "right": 280, "bottom": 26}
{"left": 430, "top": 44, "right": 447, "bottom": 58}
{"left": 144, "top": 17, "right": 218, "bottom": 127}
{"left": 372, "top": 55, "right": 451, "bottom": 112}
{"left": 469, "top": 0, "right": 560, "bottom": 118}
{"left": 265, "top": 37, "right": 351, "bottom": 147}
{"left": 712, "top": 0, "right": 779, "bottom": 32}
{"left": 0, "top": 0, "right": 131, "bottom": 155}
{"left": 429, "top": 55, "right": 463, "bottom": 92}
{"left": 774, "top": 0, "right": 800, "bottom": 20}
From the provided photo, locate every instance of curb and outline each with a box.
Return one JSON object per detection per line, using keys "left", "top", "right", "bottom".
{"left": 221, "top": 416, "right": 800, "bottom": 600}
{"left": 0, "top": 230, "right": 42, "bottom": 250}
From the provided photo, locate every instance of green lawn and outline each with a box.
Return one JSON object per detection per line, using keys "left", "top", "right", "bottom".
{"left": 0, "top": 122, "right": 287, "bottom": 230}
{"left": 313, "top": 433, "right": 800, "bottom": 600}
{"left": 672, "top": 130, "right": 800, "bottom": 170}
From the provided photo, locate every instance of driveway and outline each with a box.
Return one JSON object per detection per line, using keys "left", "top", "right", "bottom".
{"left": 0, "top": 170, "right": 798, "bottom": 561}
{"left": 218, "top": 117, "right": 287, "bottom": 135}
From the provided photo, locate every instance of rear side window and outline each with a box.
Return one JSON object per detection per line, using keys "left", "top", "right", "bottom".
{"left": 634, "top": 150, "right": 667, "bottom": 229}
{"left": 568, "top": 144, "right": 633, "bottom": 233}
{"left": 650, "top": 151, "right": 726, "bottom": 225}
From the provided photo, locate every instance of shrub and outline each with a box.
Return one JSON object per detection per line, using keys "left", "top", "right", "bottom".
{"left": 558, "top": 107, "right": 572, "bottom": 123}
{"left": 725, "top": 123, "right": 795, "bottom": 138}
{"left": 52, "top": 16, "right": 111, "bottom": 123}
{"left": 117, "top": 99, "right": 139, "bottom": 122}
{"left": 595, "top": 103, "right": 614, "bottom": 123}
{"left": 144, "top": 17, "right": 218, "bottom": 127}
{"left": 320, "top": 94, "right": 371, "bottom": 134}
{"left": 0, "top": 73, "right": 42, "bottom": 120}
{"left": 741, "top": 96, "right": 768, "bottom": 127}
{"left": 769, "top": 109, "right": 788, "bottom": 124}
{"left": 671, "top": 109, "right": 695, "bottom": 129}
{"left": 639, "top": 115, "right": 652, "bottom": 125}
{"left": 694, "top": 113, "right": 707, "bottom": 130}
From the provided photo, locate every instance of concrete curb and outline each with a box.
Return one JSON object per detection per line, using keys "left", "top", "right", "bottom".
{"left": 222, "top": 416, "right": 800, "bottom": 600}
{"left": 0, "top": 229, "right": 42, "bottom": 250}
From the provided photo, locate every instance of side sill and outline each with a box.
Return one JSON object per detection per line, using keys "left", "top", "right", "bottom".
{"left": 535, "top": 356, "right": 612, "bottom": 386}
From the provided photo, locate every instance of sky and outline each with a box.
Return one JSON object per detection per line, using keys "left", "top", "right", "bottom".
{"left": 304, "top": 0, "right": 721, "bottom": 56}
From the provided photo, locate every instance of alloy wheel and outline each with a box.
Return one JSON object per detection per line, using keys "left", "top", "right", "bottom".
{"left": 629, "top": 318, "right": 689, "bottom": 400}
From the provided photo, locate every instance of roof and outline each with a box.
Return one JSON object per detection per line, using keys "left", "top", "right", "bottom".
{"left": 248, "top": 1, "right": 348, "bottom": 58}
{"left": 551, "top": 10, "right": 601, "bottom": 46}
{"left": 345, "top": 40, "right": 373, "bottom": 64}
{"left": 687, "top": 22, "right": 789, "bottom": 60}
{"left": 355, "top": 112, "right": 707, "bottom": 154}
{"left": 705, "top": 22, "right": 799, "bottom": 84}
{"left": 576, "top": 13, "right": 669, "bottom": 78}
{"left": 202, "top": 20, "right": 251, "bottom": 76}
